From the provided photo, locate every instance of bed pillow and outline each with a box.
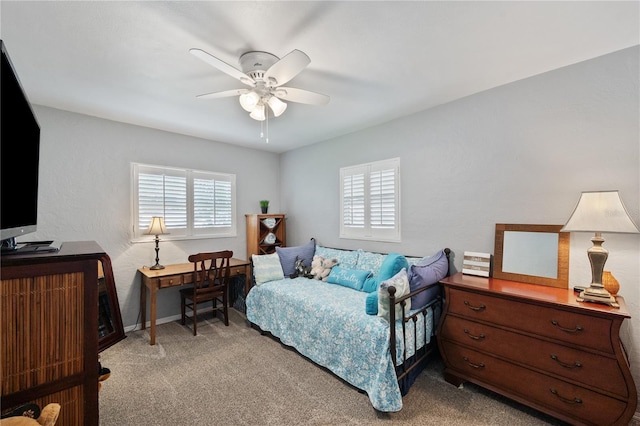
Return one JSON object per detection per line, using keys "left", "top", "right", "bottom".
{"left": 378, "top": 268, "right": 411, "bottom": 321}
{"left": 276, "top": 238, "right": 316, "bottom": 277}
{"left": 365, "top": 291, "right": 378, "bottom": 315}
{"left": 326, "top": 267, "right": 371, "bottom": 291}
{"left": 409, "top": 249, "right": 449, "bottom": 309}
{"left": 362, "top": 252, "right": 409, "bottom": 293}
{"left": 355, "top": 250, "right": 387, "bottom": 276}
{"left": 252, "top": 253, "right": 285, "bottom": 285}
{"left": 315, "top": 246, "right": 358, "bottom": 269}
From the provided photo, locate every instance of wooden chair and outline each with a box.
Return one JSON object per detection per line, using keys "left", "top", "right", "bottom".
{"left": 180, "top": 250, "right": 233, "bottom": 335}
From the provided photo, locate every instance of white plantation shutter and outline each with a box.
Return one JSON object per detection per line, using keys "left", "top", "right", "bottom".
{"left": 370, "top": 167, "right": 395, "bottom": 229}
{"left": 340, "top": 158, "right": 400, "bottom": 242}
{"left": 133, "top": 164, "right": 236, "bottom": 239}
{"left": 342, "top": 172, "right": 365, "bottom": 227}
{"left": 193, "top": 172, "right": 233, "bottom": 229}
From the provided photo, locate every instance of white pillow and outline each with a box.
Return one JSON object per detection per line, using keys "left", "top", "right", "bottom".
{"left": 378, "top": 268, "right": 411, "bottom": 320}
{"left": 252, "top": 253, "right": 285, "bottom": 285}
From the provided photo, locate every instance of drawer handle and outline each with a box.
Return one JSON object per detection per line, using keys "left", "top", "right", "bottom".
{"left": 463, "top": 356, "right": 485, "bottom": 369}
{"left": 550, "top": 320, "right": 583, "bottom": 334}
{"left": 463, "top": 328, "right": 486, "bottom": 341}
{"left": 550, "top": 354, "right": 582, "bottom": 369}
{"left": 463, "top": 301, "right": 486, "bottom": 312}
{"left": 550, "top": 388, "right": 582, "bottom": 405}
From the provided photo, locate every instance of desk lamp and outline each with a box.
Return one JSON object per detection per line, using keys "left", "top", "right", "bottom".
{"left": 561, "top": 190, "right": 639, "bottom": 308}
{"left": 146, "top": 217, "right": 169, "bottom": 270}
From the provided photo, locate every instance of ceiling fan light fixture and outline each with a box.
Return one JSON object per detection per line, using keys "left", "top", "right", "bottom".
{"left": 249, "top": 103, "right": 266, "bottom": 121}
{"left": 267, "top": 96, "right": 287, "bottom": 117}
{"left": 239, "top": 91, "right": 260, "bottom": 112}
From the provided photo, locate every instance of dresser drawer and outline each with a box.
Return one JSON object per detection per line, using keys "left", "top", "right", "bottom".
{"left": 441, "top": 341, "right": 628, "bottom": 426}
{"left": 447, "top": 288, "right": 613, "bottom": 353}
{"left": 440, "top": 315, "right": 629, "bottom": 397}
{"left": 159, "top": 275, "right": 183, "bottom": 288}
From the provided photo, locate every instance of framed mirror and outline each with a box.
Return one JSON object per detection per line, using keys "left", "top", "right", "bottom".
{"left": 98, "top": 254, "right": 126, "bottom": 352}
{"left": 493, "top": 224, "right": 570, "bottom": 288}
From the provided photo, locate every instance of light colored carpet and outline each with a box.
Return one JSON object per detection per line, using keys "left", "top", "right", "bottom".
{"left": 98, "top": 309, "right": 568, "bottom": 425}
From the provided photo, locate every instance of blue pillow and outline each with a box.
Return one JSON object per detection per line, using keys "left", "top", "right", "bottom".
{"left": 276, "top": 238, "right": 315, "bottom": 277}
{"left": 409, "top": 249, "right": 449, "bottom": 309}
{"left": 362, "top": 253, "right": 409, "bottom": 293}
{"left": 326, "top": 267, "right": 371, "bottom": 291}
{"left": 365, "top": 291, "right": 378, "bottom": 315}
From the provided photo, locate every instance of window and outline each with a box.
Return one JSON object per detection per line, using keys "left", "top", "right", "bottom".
{"left": 132, "top": 163, "right": 236, "bottom": 240}
{"left": 340, "top": 157, "right": 400, "bottom": 242}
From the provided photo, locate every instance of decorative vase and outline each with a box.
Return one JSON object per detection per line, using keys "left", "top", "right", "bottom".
{"left": 602, "top": 270, "right": 620, "bottom": 295}
{"left": 261, "top": 206, "right": 268, "bottom": 214}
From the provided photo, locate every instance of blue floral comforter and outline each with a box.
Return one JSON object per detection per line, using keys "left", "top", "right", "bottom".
{"left": 245, "top": 277, "right": 434, "bottom": 412}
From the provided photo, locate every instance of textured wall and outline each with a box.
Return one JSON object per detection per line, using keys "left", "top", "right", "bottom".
{"left": 280, "top": 46, "right": 640, "bottom": 394}
{"left": 29, "top": 107, "right": 281, "bottom": 327}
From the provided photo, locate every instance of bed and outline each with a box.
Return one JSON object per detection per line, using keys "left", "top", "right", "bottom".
{"left": 245, "top": 244, "right": 451, "bottom": 412}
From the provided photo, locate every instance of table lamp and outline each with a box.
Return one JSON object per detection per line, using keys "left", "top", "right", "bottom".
{"left": 561, "top": 190, "right": 639, "bottom": 308}
{"left": 146, "top": 216, "right": 169, "bottom": 270}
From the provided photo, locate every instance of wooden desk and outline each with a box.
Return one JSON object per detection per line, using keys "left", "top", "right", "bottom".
{"left": 138, "top": 258, "right": 251, "bottom": 345}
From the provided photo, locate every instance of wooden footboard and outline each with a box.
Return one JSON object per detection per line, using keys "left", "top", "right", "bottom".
{"left": 389, "top": 248, "right": 451, "bottom": 389}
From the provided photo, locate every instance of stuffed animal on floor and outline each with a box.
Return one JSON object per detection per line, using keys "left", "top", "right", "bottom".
{"left": 310, "top": 255, "right": 338, "bottom": 281}
{"left": 0, "top": 403, "right": 60, "bottom": 426}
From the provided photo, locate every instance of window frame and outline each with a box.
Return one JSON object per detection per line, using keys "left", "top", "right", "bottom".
{"left": 339, "top": 157, "right": 401, "bottom": 242}
{"left": 131, "top": 163, "right": 237, "bottom": 241}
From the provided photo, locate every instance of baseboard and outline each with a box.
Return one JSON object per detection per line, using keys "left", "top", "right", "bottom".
{"left": 124, "top": 314, "right": 182, "bottom": 333}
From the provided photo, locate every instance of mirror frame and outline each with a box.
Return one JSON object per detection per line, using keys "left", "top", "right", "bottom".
{"left": 493, "top": 224, "right": 570, "bottom": 288}
{"left": 98, "top": 254, "right": 126, "bottom": 352}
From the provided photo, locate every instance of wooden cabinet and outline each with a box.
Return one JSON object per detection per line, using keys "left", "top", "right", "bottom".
{"left": 245, "top": 214, "right": 286, "bottom": 259}
{"left": 1, "top": 241, "right": 106, "bottom": 426}
{"left": 437, "top": 273, "right": 637, "bottom": 426}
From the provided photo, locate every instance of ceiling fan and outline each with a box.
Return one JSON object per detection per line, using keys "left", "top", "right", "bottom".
{"left": 190, "top": 48, "right": 330, "bottom": 121}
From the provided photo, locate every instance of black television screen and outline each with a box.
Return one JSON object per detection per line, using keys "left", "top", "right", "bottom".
{"left": 1, "top": 40, "right": 41, "bottom": 245}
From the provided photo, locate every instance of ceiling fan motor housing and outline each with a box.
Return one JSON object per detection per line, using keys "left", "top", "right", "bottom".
{"left": 239, "top": 51, "right": 279, "bottom": 82}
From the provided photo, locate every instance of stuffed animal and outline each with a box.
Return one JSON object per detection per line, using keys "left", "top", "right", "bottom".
{"left": 311, "top": 255, "right": 338, "bottom": 281}
{"left": 0, "top": 403, "right": 60, "bottom": 426}
{"left": 288, "top": 257, "right": 311, "bottom": 278}
{"left": 290, "top": 257, "right": 312, "bottom": 278}
{"left": 310, "top": 255, "right": 324, "bottom": 279}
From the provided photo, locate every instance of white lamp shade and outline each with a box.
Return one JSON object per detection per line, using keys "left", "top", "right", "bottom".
{"left": 239, "top": 91, "right": 260, "bottom": 112}
{"left": 146, "top": 216, "right": 168, "bottom": 235}
{"left": 249, "top": 103, "right": 266, "bottom": 121}
{"left": 267, "top": 96, "right": 287, "bottom": 117}
{"left": 561, "top": 190, "right": 640, "bottom": 233}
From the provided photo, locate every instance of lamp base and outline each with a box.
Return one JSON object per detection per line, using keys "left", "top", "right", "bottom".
{"left": 577, "top": 286, "right": 619, "bottom": 308}
{"left": 150, "top": 264, "right": 165, "bottom": 270}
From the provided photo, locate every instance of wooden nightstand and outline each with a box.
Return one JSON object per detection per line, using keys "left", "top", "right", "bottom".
{"left": 437, "top": 272, "right": 637, "bottom": 426}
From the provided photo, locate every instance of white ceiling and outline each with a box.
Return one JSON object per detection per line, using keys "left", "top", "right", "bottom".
{"left": 1, "top": 1, "right": 638, "bottom": 153}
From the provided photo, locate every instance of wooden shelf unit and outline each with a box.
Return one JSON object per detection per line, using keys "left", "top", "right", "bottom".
{"left": 1, "top": 241, "right": 106, "bottom": 425}
{"left": 437, "top": 272, "right": 637, "bottom": 426}
{"left": 245, "top": 214, "right": 286, "bottom": 259}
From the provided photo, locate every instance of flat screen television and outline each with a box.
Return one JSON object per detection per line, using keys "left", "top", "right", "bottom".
{"left": 1, "top": 39, "right": 41, "bottom": 251}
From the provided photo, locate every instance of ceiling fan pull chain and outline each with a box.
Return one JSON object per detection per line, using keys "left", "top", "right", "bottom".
{"left": 266, "top": 108, "right": 269, "bottom": 143}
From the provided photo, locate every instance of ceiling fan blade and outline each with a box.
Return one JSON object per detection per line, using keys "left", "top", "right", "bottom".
{"left": 196, "top": 89, "right": 249, "bottom": 100}
{"left": 263, "top": 50, "right": 311, "bottom": 87}
{"left": 274, "top": 87, "right": 330, "bottom": 105}
{"left": 189, "top": 48, "right": 255, "bottom": 86}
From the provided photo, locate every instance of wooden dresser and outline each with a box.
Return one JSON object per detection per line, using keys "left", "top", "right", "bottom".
{"left": 1, "top": 241, "right": 104, "bottom": 425}
{"left": 437, "top": 272, "right": 637, "bottom": 426}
